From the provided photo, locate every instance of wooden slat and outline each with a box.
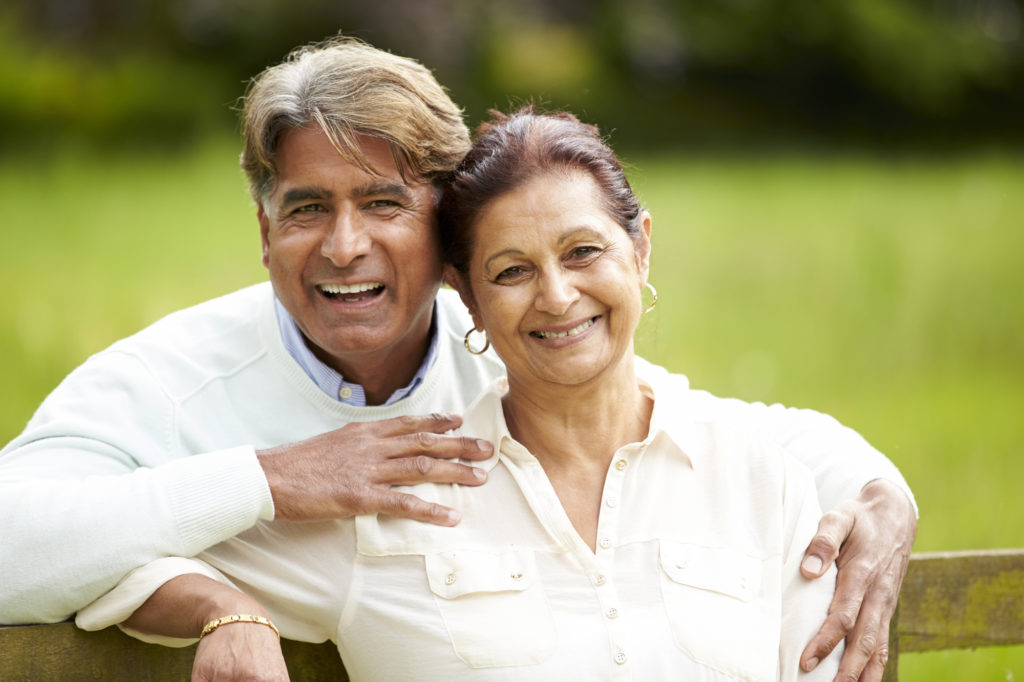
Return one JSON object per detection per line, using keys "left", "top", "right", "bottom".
{"left": 3, "top": 550, "right": 1022, "bottom": 680}
{"left": 896, "top": 549, "right": 1024, "bottom": 653}
{"left": 0, "top": 621, "right": 348, "bottom": 681}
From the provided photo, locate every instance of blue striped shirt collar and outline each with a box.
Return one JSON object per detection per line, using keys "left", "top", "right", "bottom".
{"left": 273, "top": 296, "right": 439, "bottom": 406}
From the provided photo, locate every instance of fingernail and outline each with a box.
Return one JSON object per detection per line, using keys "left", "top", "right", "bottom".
{"left": 472, "top": 467, "right": 487, "bottom": 481}
{"left": 476, "top": 439, "right": 492, "bottom": 452}
{"left": 446, "top": 509, "right": 461, "bottom": 524}
{"left": 802, "top": 556, "right": 823, "bottom": 575}
{"left": 805, "top": 657, "right": 819, "bottom": 671}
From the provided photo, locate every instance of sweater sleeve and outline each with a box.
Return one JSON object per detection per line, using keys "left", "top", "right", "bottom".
{"left": 635, "top": 358, "right": 915, "bottom": 514}
{"left": 0, "top": 351, "right": 275, "bottom": 624}
{"left": 75, "top": 557, "right": 233, "bottom": 647}
{"left": 697, "top": 391, "right": 915, "bottom": 514}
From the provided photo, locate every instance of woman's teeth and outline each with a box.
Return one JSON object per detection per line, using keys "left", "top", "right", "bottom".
{"left": 532, "top": 317, "right": 595, "bottom": 339}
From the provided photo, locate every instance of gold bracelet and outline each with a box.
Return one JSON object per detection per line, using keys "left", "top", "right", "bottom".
{"left": 199, "top": 614, "right": 280, "bottom": 641}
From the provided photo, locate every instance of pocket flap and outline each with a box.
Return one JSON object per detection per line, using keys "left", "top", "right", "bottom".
{"left": 426, "top": 550, "right": 536, "bottom": 600}
{"left": 659, "top": 541, "right": 761, "bottom": 602}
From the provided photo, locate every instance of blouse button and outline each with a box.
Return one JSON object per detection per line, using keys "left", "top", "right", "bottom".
{"left": 614, "top": 459, "right": 628, "bottom": 471}
{"left": 606, "top": 607, "right": 619, "bottom": 620}
{"left": 605, "top": 496, "right": 618, "bottom": 508}
{"left": 598, "top": 537, "right": 611, "bottom": 549}
{"left": 614, "top": 650, "right": 628, "bottom": 665}
{"left": 593, "top": 574, "right": 607, "bottom": 586}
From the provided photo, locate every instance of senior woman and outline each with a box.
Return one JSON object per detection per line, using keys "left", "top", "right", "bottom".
{"left": 78, "top": 109, "right": 842, "bottom": 681}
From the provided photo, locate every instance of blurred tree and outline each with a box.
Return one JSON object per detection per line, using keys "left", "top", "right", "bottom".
{"left": 2, "top": 0, "right": 1021, "bottom": 150}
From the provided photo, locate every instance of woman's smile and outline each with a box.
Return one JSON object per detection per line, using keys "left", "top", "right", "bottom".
{"left": 460, "top": 169, "right": 650, "bottom": 389}
{"left": 528, "top": 315, "right": 600, "bottom": 344}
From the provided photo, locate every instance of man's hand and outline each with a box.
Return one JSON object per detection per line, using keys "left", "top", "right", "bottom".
{"left": 799, "top": 479, "right": 917, "bottom": 682}
{"left": 257, "top": 412, "right": 493, "bottom": 525}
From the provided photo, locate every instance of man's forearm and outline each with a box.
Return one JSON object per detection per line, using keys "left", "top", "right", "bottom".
{"left": 694, "top": 390, "right": 916, "bottom": 513}
{"left": 0, "top": 446, "right": 272, "bottom": 623}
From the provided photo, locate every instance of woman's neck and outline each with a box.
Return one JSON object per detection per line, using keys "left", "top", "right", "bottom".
{"left": 501, "top": 353, "right": 652, "bottom": 552}
{"left": 502, "top": 353, "right": 651, "bottom": 478}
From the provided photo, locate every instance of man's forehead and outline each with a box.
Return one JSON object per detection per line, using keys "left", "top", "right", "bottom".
{"left": 272, "top": 127, "right": 431, "bottom": 200}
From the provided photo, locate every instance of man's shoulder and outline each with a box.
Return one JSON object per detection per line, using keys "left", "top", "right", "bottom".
{"left": 95, "top": 282, "right": 274, "bottom": 394}
{"left": 115, "top": 283, "right": 270, "bottom": 350}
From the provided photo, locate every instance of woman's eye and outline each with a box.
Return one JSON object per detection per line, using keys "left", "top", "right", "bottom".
{"left": 495, "top": 266, "right": 526, "bottom": 282}
{"left": 367, "top": 199, "right": 399, "bottom": 210}
{"left": 569, "top": 245, "right": 601, "bottom": 261}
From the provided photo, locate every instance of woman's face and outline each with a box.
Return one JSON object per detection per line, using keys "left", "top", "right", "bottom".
{"left": 457, "top": 170, "right": 651, "bottom": 390}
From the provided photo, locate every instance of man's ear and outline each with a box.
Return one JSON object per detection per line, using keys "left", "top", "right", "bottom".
{"left": 257, "top": 204, "right": 271, "bottom": 269}
{"left": 443, "top": 265, "right": 483, "bottom": 330}
{"left": 635, "top": 210, "right": 653, "bottom": 282}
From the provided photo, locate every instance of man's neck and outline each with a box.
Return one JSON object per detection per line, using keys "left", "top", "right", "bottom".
{"left": 274, "top": 296, "right": 438, "bottom": 407}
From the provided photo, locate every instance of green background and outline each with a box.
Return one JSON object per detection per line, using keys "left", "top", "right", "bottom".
{"left": 2, "top": 0, "right": 1022, "bottom": 677}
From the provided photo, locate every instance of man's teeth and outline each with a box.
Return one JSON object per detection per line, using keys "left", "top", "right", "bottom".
{"left": 319, "top": 283, "right": 383, "bottom": 294}
{"left": 533, "top": 318, "right": 595, "bottom": 339}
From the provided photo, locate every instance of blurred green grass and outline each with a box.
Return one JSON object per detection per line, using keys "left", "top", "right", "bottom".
{"left": 1, "top": 139, "right": 1021, "bottom": 679}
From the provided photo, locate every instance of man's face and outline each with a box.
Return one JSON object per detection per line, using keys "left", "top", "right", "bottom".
{"left": 258, "top": 126, "right": 442, "bottom": 387}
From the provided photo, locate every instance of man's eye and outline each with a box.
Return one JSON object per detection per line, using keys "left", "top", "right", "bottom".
{"left": 294, "top": 204, "right": 325, "bottom": 214}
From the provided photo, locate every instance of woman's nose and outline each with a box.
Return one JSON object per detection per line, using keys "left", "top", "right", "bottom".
{"left": 534, "top": 269, "right": 579, "bottom": 315}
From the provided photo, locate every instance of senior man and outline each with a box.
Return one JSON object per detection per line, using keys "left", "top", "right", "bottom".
{"left": 0, "top": 36, "right": 914, "bottom": 682}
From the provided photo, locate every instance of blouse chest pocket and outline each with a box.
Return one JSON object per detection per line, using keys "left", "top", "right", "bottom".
{"left": 426, "top": 549, "right": 556, "bottom": 668}
{"left": 659, "top": 541, "right": 776, "bottom": 681}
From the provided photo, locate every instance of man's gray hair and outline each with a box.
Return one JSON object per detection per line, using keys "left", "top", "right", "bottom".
{"left": 240, "top": 36, "right": 471, "bottom": 202}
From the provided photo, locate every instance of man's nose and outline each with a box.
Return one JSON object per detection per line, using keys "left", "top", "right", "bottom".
{"left": 534, "top": 269, "right": 579, "bottom": 316}
{"left": 321, "top": 210, "right": 371, "bottom": 267}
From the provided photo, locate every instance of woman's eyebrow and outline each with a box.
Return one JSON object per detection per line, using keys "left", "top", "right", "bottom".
{"left": 484, "top": 248, "right": 524, "bottom": 273}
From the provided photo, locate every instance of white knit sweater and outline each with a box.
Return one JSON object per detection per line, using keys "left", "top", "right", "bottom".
{"left": 0, "top": 283, "right": 913, "bottom": 624}
{"left": 0, "top": 284, "right": 503, "bottom": 623}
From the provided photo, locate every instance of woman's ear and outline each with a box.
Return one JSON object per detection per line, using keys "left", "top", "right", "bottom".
{"left": 443, "top": 265, "right": 484, "bottom": 329}
{"left": 635, "top": 210, "right": 653, "bottom": 283}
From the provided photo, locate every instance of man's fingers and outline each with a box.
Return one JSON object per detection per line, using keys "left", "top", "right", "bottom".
{"left": 384, "top": 431, "right": 494, "bottom": 462}
{"left": 831, "top": 564, "right": 898, "bottom": 682}
{"left": 371, "top": 412, "right": 463, "bottom": 438}
{"left": 374, "top": 490, "right": 464, "bottom": 526}
{"left": 383, "top": 456, "right": 488, "bottom": 487}
{"left": 802, "top": 506, "right": 856, "bottom": 578}
{"left": 857, "top": 642, "right": 891, "bottom": 682}
{"left": 800, "top": 562, "right": 870, "bottom": 670}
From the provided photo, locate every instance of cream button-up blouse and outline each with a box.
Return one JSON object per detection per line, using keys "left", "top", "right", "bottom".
{"left": 79, "top": 368, "right": 841, "bottom": 682}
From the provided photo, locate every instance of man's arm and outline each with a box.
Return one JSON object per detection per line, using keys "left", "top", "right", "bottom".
{"left": 682, "top": 382, "right": 916, "bottom": 682}
{"left": 799, "top": 479, "right": 916, "bottom": 682}
{"left": 95, "top": 567, "right": 291, "bottom": 682}
{"left": 0, "top": 413, "right": 491, "bottom": 624}
{"left": 127, "top": 574, "right": 290, "bottom": 682}
{"left": 0, "top": 353, "right": 491, "bottom": 624}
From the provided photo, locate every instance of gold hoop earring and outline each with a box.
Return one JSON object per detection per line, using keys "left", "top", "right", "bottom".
{"left": 464, "top": 327, "right": 490, "bottom": 355}
{"left": 642, "top": 282, "right": 658, "bottom": 314}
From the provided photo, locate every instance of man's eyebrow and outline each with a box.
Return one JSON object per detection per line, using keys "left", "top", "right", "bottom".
{"left": 280, "top": 186, "right": 332, "bottom": 207}
{"left": 353, "top": 180, "right": 413, "bottom": 199}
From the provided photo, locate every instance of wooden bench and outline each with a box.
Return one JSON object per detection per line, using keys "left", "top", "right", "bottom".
{"left": 881, "top": 549, "right": 1024, "bottom": 681}
{"left": 3, "top": 549, "right": 1021, "bottom": 680}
